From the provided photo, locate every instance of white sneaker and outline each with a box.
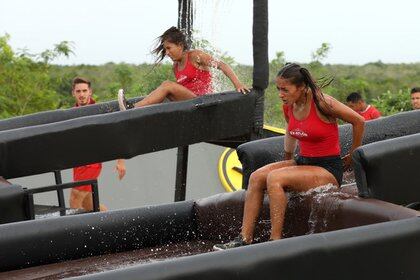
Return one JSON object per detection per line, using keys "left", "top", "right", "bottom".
{"left": 117, "top": 89, "right": 127, "bottom": 111}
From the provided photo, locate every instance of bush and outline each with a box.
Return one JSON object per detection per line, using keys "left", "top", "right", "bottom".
{"left": 371, "top": 90, "right": 412, "bottom": 116}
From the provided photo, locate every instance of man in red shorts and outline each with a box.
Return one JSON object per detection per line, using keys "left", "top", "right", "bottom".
{"left": 70, "top": 77, "right": 126, "bottom": 211}
{"left": 346, "top": 92, "right": 381, "bottom": 121}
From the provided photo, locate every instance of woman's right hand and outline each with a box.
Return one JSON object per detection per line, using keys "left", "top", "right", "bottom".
{"left": 235, "top": 83, "right": 251, "bottom": 94}
{"left": 341, "top": 154, "right": 352, "bottom": 171}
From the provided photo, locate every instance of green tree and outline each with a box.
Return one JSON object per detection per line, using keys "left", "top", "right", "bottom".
{"left": 371, "top": 90, "right": 412, "bottom": 116}
{"left": 0, "top": 34, "right": 73, "bottom": 118}
{"left": 311, "top": 43, "right": 331, "bottom": 64}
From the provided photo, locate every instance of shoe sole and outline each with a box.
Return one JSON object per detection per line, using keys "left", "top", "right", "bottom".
{"left": 117, "top": 89, "right": 127, "bottom": 111}
{"left": 212, "top": 245, "right": 225, "bottom": 251}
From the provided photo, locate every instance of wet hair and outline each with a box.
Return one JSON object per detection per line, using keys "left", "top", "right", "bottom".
{"left": 152, "top": 26, "right": 188, "bottom": 64}
{"left": 410, "top": 87, "right": 420, "bottom": 94}
{"left": 72, "top": 77, "right": 91, "bottom": 90}
{"left": 277, "top": 63, "right": 333, "bottom": 118}
{"left": 346, "top": 92, "right": 363, "bottom": 103}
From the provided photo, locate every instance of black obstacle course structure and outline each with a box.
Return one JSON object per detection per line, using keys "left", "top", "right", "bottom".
{"left": 353, "top": 132, "right": 420, "bottom": 206}
{"left": 0, "top": 184, "right": 418, "bottom": 279}
{"left": 0, "top": 179, "right": 100, "bottom": 225}
{"left": 0, "top": 0, "right": 269, "bottom": 207}
{"left": 0, "top": 92, "right": 258, "bottom": 223}
{"left": 0, "top": 92, "right": 258, "bottom": 179}
{"left": 1, "top": 0, "right": 420, "bottom": 278}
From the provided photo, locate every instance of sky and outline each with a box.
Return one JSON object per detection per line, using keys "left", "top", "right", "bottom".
{"left": 1, "top": 0, "right": 419, "bottom": 66}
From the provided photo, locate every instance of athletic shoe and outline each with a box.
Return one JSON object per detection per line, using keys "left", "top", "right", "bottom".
{"left": 118, "top": 89, "right": 129, "bottom": 111}
{"left": 213, "top": 236, "right": 248, "bottom": 251}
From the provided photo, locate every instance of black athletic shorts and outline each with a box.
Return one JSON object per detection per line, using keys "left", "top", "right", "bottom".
{"left": 294, "top": 155, "right": 343, "bottom": 186}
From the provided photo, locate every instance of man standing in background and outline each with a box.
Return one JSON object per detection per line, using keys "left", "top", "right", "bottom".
{"left": 346, "top": 92, "right": 381, "bottom": 121}
{"left": 70, "top": 77, "right": 126, "bottom": 211}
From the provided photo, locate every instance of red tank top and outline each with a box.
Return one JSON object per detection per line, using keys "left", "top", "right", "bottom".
{"left": 174, "top": 52, "right": 212, "bottom": 96}
{"left": 285, "top": 99, "right": 340, "bottom": 157}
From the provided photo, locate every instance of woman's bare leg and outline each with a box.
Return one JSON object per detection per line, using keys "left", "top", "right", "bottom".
{"left": 241, "top": 160, "right": 295, "bottom": 243}
{"left": 266, "top": 166, "right": 338, "bottom": 240}
{"left": 134, "top": 80, "right": 196, "bottom": 107}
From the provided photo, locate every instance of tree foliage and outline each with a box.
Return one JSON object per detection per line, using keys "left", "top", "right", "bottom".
{"left": 0, "top": 38, "right": 418, "bottom": 128}
{"left": 0, "top": 34, "right": 72, "bottom": 118}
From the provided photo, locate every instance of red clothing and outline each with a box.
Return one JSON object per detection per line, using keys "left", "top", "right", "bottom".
{"left": 73, "top": 163, "right": 102, "bottom": 192}
{"left": 73, "top": 98, "right": 102, "bottom": 192}
{"left": 359, "top": 105, "right": 381, "bottom": 120}
{"left": 75, "top": 98, "right": 96, "bottom": 107}
{"left": 284, "top": 100, "right": 340, "bottom": 157}
{"left": 174, "top": 52, "right": 212, "bottom": 96}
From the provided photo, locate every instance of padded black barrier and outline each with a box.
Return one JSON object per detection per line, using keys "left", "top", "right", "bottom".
{"left": 238, "top": 110, "right": 420, "bottom": 188}
{"left": 0, "top": 183, "right": 28, "bottom": 224}
{"left": 73, "top": 217, "right": 420, "bottom": 280}
{"left": 353, "top": 133, "right": 420, "bottom": 205}
{"left": 0, "top": 98, "right": 143, "bottom": 132}
{"left": 0, "top": 200, "right": 196, "bottom": 272}
{"left": 0, "top": 186, "right": 418, "bottom": 277}
{"left": 0, "top": 91, "right": 256, "bottom": 179}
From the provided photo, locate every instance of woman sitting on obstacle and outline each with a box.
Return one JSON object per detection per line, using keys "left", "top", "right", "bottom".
{"left": 118, "top": 26, "right": 249, "bottom": 110}
{"left": 214, "top": 63, "right": 365, "bottom": 250}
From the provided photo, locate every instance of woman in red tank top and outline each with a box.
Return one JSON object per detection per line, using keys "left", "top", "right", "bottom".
{"left": 214, "top": 63, "right": 365, "bottom": 251}
{"left": 118, "top": 27, "right": 249, "bottom": 110}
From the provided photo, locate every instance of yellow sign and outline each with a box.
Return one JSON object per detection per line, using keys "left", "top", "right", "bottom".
{"left": 218, "top": 125, "right": 285, "bottom": 192}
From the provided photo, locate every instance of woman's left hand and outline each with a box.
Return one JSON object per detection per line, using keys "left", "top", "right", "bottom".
{"left": 341, "top": 154, "right": 352, "bottom": 171}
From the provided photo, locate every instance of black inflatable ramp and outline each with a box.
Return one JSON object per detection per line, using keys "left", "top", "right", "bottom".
{"left": 0, "top": 91, "right": 257, "bottom": 179}
{"left": 0, "top": 99, "right": 123, "bottom": 132}
{"left": 353, "top": 132, "right": 420, "bottom": 206}
{"left": 74, "top": 217, "right": 420, "bottom": 280}
{"left": 0, "top": 189, "right": 418, "bottom": 279}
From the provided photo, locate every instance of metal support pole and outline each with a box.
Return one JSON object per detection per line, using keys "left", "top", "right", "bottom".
{"left": 91, "top": 181, "right": 100, "bottom": 212}
{"left": 178, "top": 0, "right": 193, "bottom": 48}
{"left": 174, "top": 0, "right": 193, "bottom": 202}
{"left": 54, "top": 170, "right": 66, "bottom": 216}
{"left": 252, "top": 0, "right": 269, "bottom": 140}
{"left": 26, "top": 192, "right": 35, "bottom": 220}
{"left": 174, "top": 146, "right": 189, "bottom": 201}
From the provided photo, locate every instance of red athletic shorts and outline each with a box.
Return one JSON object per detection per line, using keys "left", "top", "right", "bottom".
{"left": 73, "top": 163, "right": 102, "bottom": 192}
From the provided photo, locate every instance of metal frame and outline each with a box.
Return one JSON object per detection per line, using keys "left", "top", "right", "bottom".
{"left": 24, "top": 179, "right": 100, "bottom": 219}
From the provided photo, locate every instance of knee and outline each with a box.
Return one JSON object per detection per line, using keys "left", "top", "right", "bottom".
{"left": 248, "top": 171, "right": 267, "bottom": 192}
{"left": 266, "top": 172, "right": 284, "bottom": 193}
{"left": 160, "top": 80, "right": 175, "bottom": 90}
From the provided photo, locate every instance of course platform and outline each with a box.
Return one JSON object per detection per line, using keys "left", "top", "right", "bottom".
{"left": 0, "top": 185, "right": 418, "bottom": 279}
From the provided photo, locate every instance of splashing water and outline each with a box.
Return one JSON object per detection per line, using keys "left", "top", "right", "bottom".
{"left": 301, "top": 183, "right": 356, "bottom": 234}
{"left": 187, "top": 0, "right": 237, "bottom": 93}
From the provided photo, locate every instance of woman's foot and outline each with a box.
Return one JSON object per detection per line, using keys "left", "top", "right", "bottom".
{"left": 213, "top": 235, "right": 249, "bottom": 251}
{"left": 118, "top": 89, "right": 133, "bottom": 111}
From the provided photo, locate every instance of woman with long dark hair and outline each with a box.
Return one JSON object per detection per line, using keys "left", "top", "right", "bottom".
{"left": 214, "top": 63, "right": 365, "bottom": 250}
{"left": 118, "top": 26, "right": 248, "bottom": 110}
